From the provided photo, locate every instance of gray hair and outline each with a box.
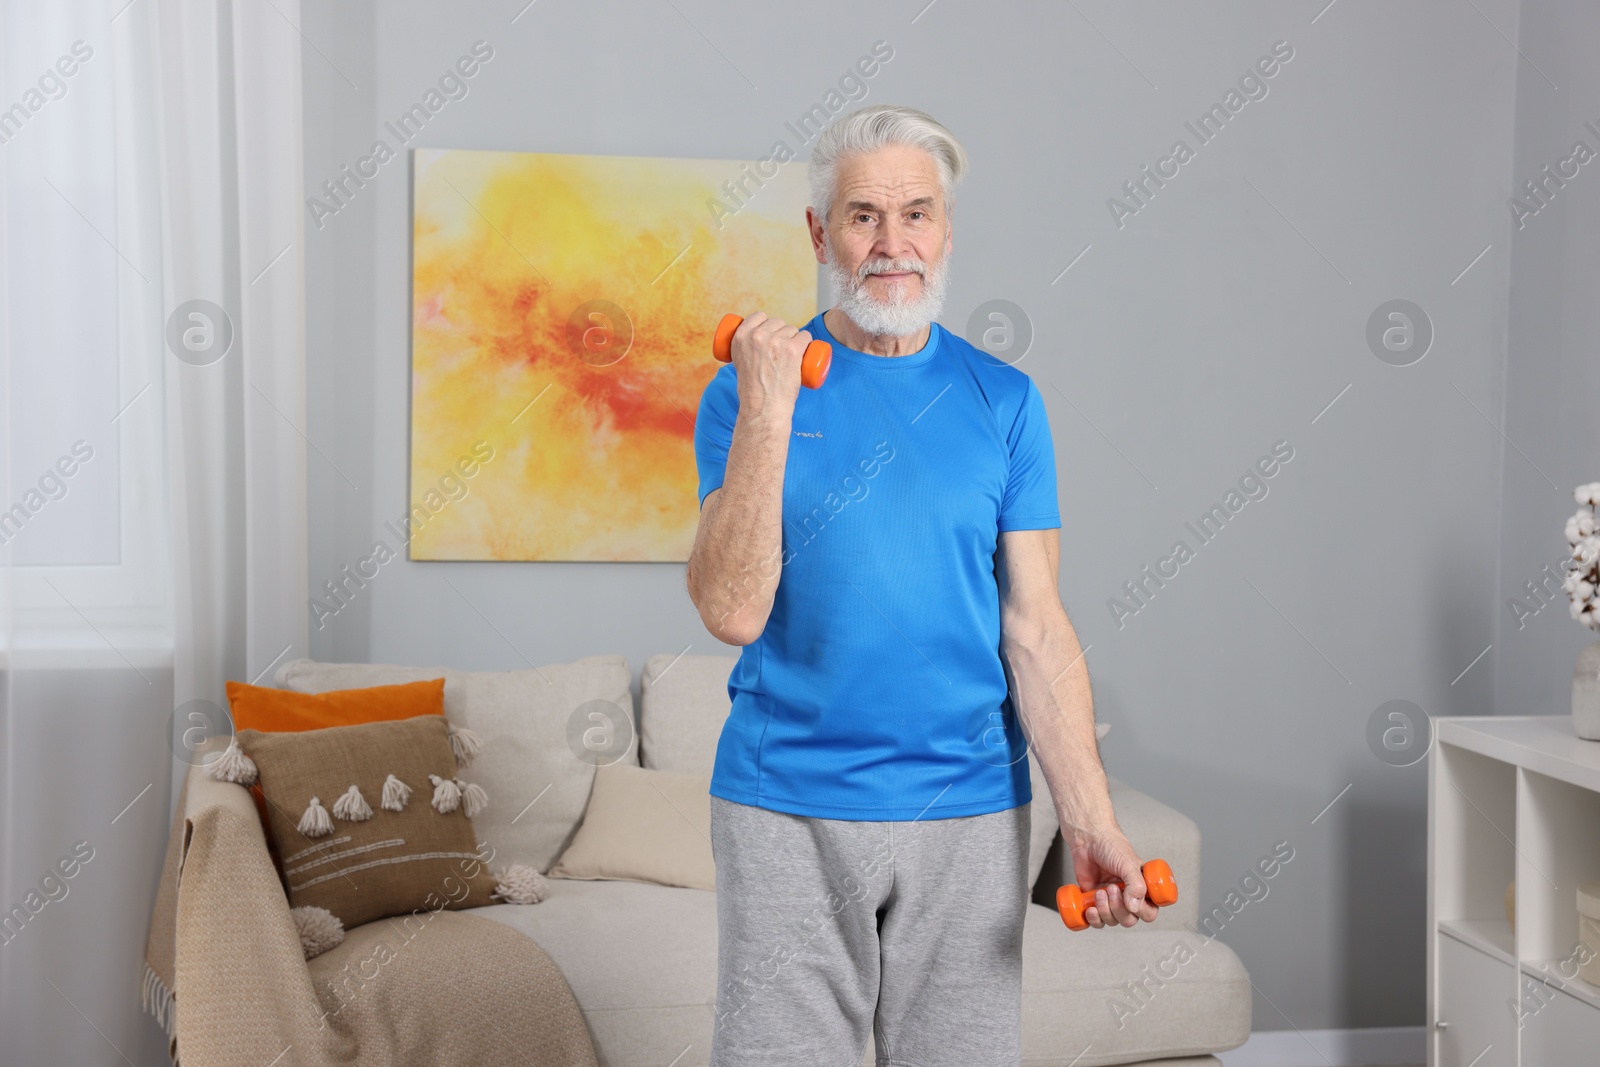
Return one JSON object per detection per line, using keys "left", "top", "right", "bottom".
{"left": 808, "top": 104, "right": 969, "bottom": 226}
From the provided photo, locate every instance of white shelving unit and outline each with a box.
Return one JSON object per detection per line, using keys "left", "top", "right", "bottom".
{"left": 1428, "top": 716, "right": 1600, "bottom": 1065}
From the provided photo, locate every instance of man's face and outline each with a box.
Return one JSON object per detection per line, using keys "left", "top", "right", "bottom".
{"left": 810, "top": 145, "right": 953, "bottom": 337}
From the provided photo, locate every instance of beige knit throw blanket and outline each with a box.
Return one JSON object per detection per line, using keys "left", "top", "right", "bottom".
{"left": 143, "top": 765, "right": 598, "bottom": 1067}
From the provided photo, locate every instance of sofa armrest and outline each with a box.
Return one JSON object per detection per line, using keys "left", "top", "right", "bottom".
{"left": 172, "top": 764, "right": 348, "bottom": 1064}
{"left": 1031, "top": 776, "right": 1199, "bottom": 932}
{"left": 168, "top": 763, "right": 599, "bottom": 1066}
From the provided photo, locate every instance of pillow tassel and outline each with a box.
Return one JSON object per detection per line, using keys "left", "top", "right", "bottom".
{"left": 332, "top": 784, "right": 373, "bottom": 822}
{"left": 428, "top": 773, "right": 461, "bottom": 814}
{"left": 297, "top": 796, "right": 334, "bottom": 837}
{"left": 204, "top": 736, "right": 258, "bottom": 785}
{"left": 447, "top": 723, "right": 483, "bottom": 768}
{"left": 380, "top": 773, "right": 412, "bottom": 812}
{"left": 455, "top": 777, "right": 489, "bottom": 819}
{"left": 491, "top": 863, "right": 549, "bottom": 905}
{"left": 290, "top": 905, "right": 345, "bottom": 960}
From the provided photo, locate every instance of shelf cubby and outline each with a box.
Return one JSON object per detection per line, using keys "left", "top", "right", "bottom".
{"left": 1432, "top": 740, "right": 1516, "bottom": 928}
{"left": 1515, "top": 768, "right": 1600, "bottom": 967}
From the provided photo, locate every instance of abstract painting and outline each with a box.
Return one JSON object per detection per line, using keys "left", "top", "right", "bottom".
{"left": 409, "top": 147, "right": 815, "bottom": 560}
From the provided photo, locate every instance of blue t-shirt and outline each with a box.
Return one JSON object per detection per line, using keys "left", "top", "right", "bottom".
{"left": 693, "top": 312, "right": 1061, "bottom": 820}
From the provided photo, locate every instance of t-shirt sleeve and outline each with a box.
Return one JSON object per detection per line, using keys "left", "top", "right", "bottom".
{"left": 694, "top": 365, "right": 740, "bottom": 507}
{"left": 998, "top": 378, "right": 1061, "bottom": 531}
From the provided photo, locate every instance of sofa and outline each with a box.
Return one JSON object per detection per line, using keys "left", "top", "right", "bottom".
{"left": 148, "top": 651, "right": 1250, "bottom": 1066}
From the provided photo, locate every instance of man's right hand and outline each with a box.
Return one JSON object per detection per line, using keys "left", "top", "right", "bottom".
{"left": 688, "top": 313, "right": 802, "bottom": 645}
{"left": 729, "top": 312, "right": 811, "bottom": 421}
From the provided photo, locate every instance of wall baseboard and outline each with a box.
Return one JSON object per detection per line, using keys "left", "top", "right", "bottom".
{"left": 1217, "top": 1026, "right": 1425, "bottom": 1066}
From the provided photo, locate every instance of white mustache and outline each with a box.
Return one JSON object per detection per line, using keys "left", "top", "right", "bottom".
{"left": 859, "top": 260, "right": 925, "bottom": 279}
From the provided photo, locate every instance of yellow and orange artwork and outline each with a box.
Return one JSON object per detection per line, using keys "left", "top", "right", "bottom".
{"left": 409, "top": 148, "right": 816, "bottom": 561}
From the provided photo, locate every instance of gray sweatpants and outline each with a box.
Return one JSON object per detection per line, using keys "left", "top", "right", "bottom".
{"left": 708, "top": 795, "right": 1030, "bottom": 1067}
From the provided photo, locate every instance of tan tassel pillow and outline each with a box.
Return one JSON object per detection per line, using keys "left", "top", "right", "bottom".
{"left": 235, "top": 715, "right": 504, "bottom": 929}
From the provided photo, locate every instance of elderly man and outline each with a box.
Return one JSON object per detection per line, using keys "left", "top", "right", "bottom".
{"left": 686, "top": 103, "right": 1157, "bottom": 1067}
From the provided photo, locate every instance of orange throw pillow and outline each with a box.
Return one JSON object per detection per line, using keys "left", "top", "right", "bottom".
{"left": 225, "top": 677, "right": 446, "bottom": 733}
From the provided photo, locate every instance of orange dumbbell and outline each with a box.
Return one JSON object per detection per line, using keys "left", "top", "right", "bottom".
{"left": 713, "top": 313, "right": 832, "bottom": 389}
{"left": 1057, "top": 859, "right": 1178, "bottom": 931}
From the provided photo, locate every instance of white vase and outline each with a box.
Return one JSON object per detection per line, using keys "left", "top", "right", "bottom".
{"left": 1574, "top": 640, "right": 1600, "bottom": 741}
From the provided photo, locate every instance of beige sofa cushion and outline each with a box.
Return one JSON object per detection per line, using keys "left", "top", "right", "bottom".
{"left": 469, "top": 880, "right": 1249, "bottom": 1067}
{"left": 639, "top": 652, "right": 1063, "bottom": 888}
{"left": 275, "top": 655, "right": 632, "bottom": 874}
{"left": 548, "top": 762, "right": 715, "bottom": 890}
{"left": 637, "top": 652, "right": 734, "bottom": 775}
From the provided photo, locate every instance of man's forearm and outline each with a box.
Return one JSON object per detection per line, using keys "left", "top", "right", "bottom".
{"left": 1003, "top": 609, "right": 1117, "bottom": 840}
{"left": 687, "top": 412, "right": 791, "bottom": 644}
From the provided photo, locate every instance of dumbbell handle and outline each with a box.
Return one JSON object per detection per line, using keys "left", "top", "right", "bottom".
{"left": 713, "top": 314, "right": 832, "bottom": 390}
{"left": 1056, "top": 859, "right": 1178, "bottom": 931}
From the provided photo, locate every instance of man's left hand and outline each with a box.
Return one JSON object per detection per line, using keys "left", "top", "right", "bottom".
{"left": 1067, "top": 828, "right": 1161, "bottom": 929}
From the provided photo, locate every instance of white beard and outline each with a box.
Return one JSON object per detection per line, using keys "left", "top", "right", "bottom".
{"left": 824, "top": 235, "right": 951, "bottom": 341}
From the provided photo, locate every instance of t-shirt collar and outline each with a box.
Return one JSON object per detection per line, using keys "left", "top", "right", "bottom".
{"left": 811, "top": 311, "right": 941, "bottom": 370}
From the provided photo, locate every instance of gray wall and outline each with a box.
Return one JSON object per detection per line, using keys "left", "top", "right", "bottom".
{"left": 1494, "top": 6, "right": 1600, "bottom": 718}
{"left": 300, "top": 0, "right": 1541, "bottom": 1032}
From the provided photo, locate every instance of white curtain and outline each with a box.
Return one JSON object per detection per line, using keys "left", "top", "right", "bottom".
{"left": 158, "top": 0, "right": 310, "bottom": 724}
{"left": 0, "top": 1, "right": 307, "bottom": 1063}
